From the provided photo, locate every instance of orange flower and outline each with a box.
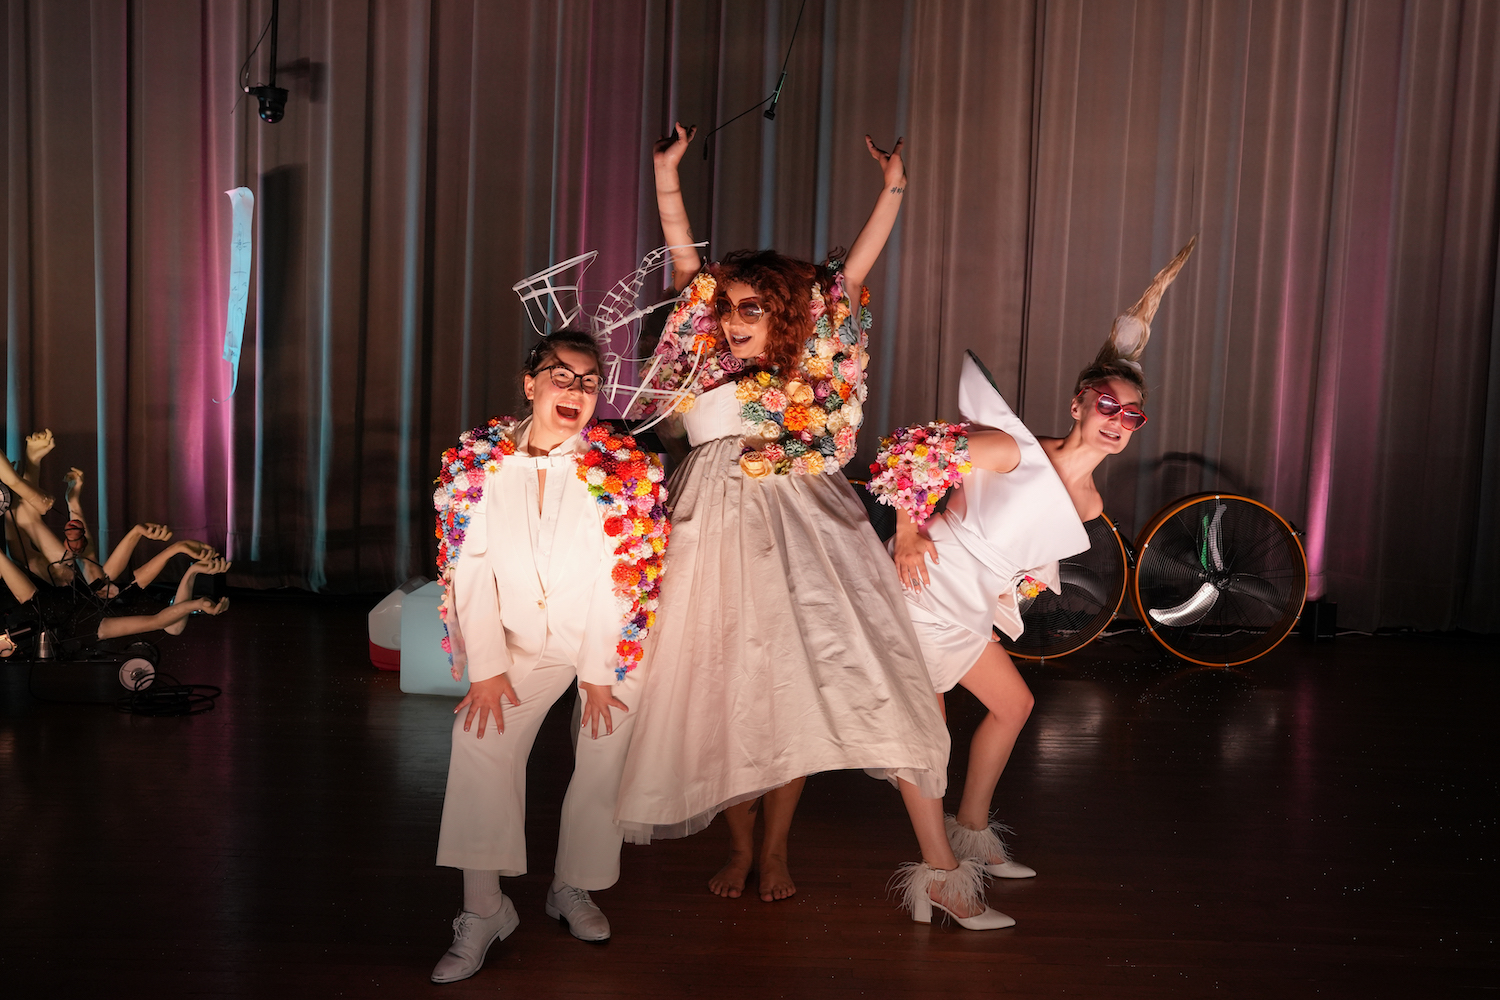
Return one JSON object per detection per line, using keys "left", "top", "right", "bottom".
{"left": 783, "top": 405, "right": 811, "bottom": 432}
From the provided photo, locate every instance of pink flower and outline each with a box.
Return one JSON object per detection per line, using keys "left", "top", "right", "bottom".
{"left": 691, "top": 306, "right": 718, "bottom": 337}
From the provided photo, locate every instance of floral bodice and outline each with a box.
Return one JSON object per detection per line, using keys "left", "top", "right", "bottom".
{"left": 633, "top": 267, "right": 872, "bottom": 475}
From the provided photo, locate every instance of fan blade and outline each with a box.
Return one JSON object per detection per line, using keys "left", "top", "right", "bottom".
{"left": 1060, "top": 563, "right": 1108, "bottom": 606}
{"left": 1223, "top": 573, "right": 1286, "bottom": 611}
{"left": 1149, "top": 581, "right": 1220, "bottom": 627}
{"left": 1207, "top": 502, "right": 1227, "bottom": 572}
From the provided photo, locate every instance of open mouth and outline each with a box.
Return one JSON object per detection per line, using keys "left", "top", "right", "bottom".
{"left": 1100, "top": 428, "right": 1121, "bottom": 443}
{"left": 556, "top": 404, "right": 581, "bottom": 421}
{"left": 729, "top": 333, "right": 754, "bottom": 348}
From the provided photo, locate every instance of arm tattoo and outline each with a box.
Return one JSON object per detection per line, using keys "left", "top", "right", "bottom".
{"left": 890, "top": 185, "right": 906, "bottom": 195}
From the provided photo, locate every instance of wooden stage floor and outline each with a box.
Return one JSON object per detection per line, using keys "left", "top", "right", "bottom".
{"left": 1, "top": 595, "right": 1493, "bottom": 998}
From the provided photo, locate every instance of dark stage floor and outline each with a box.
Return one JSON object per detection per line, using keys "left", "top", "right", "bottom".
{"left": 0, "top": 595, "right": 1493, "bottom": 998}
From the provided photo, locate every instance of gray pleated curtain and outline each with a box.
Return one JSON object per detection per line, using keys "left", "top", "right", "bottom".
{"left": 4, "top": 0, "right": 1497, "bottom": 631}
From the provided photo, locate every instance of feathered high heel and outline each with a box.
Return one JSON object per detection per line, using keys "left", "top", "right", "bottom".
{"left": 945, "top": 814, "right": 1037, "bottom": 879}
{"left": 890, "top": 858, "right": 1015, "bottom": 930}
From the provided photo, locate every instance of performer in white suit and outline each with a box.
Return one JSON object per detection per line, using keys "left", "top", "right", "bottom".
{"left": 429, "top": 330, "right": 670, "bottom": 984}
{"left": 872, "top": 239, "right": 1195, "bottom": 928}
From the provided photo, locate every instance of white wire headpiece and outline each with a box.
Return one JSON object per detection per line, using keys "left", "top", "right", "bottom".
{"left": 510, "top": 243, "right": 708, "bottom": 434}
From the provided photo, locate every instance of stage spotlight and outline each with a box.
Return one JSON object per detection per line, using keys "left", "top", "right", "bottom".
{"left": 249, "top": 84, "right": 288, "bottom": 124}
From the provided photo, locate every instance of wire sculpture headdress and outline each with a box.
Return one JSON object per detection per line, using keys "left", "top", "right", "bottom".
{"left": 511, "top": 243, "right": 707, "bottom": 432}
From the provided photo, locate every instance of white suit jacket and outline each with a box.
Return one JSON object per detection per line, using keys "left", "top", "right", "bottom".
{"left": 444, "top": 423, "right": 622, "bottom": 688}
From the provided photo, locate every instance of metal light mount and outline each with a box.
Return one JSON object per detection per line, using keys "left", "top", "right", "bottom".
{"left": 245, "top": 0, "right": 287, "bottom": 123}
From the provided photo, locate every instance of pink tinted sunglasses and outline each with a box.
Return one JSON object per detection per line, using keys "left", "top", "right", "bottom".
{"left": 1082, "top": 389, "right": 1147, "bottom": 430}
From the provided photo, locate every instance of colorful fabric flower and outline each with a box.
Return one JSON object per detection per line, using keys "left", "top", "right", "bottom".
{"left": 867, "top": 421, "right": 973, "bottom": 526}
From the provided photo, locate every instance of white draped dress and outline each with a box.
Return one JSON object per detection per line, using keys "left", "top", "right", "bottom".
{"left": 895, "top": 354, "right": 1093, "bottom": 692}
{"left": 614, "top": 382, "right": 951, "bottom": 842}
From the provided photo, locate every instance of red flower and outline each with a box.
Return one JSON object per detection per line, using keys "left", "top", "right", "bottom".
{"left": 604, "top": 516, "right": 625, "bottom": 537}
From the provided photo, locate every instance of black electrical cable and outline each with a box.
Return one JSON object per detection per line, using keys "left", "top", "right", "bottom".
{"left": 231, "top": 9, "right": 276, "bottom": 115}
{"left": 116, "top": 671, "right": 221, "bottom": 717}
{"left": 700, "top": 0, "right": 810, "bottom": 158}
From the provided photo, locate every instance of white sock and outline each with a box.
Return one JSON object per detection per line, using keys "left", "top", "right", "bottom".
{"left": 462, "top": 869, "right": 503, "bottom": 918}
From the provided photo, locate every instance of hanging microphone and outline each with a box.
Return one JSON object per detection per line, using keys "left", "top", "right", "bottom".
{"left": 763, "top": 70, "right": 788, "bottom": 121}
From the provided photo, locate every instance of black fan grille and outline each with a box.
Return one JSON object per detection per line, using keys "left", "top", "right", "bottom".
{"left": 1002, "top": 515, "right": 1128, "bottom": 660}
{"left": 1135, "top": 497, "right": 1305, "bottom": 665}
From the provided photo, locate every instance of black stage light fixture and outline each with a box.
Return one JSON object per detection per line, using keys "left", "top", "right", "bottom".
{"left": 242, "top": 0, "right": 287, "bottom": 124}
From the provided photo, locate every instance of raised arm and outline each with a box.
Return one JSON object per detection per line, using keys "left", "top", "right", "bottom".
{"left": 654, "top": 122, "right": 701, "bottom": 291}
{"left": 842, "top": 136, "right": 908, "bottom": 304}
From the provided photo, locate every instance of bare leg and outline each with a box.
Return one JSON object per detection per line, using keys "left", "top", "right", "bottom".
{"left": 757, "top": 777, "right": 805, "bottom": 902}
{"left": 100, "top": 523, "right": 175, "bottom": 585}
{"left": 63, "top": 467, "right": 100, "bottom": 564}
{"left": 0, "top": 543, "right": 38, "bottom": 604}
{"left": 0, "top": 444, "right": 55, "bottom": 515}
{"left": 709, "top": 801, "right": 755, "bottom": 898}
{"left": 12, "top": 503, "right": 71, "bottom": 582}
{"left": 23, "top": 429, "right": 53, "bottom": 486}
{"left": 952, "top": 643, "right": 1035, "bottom": 849}
{"left": 896, "top": 779, "right": 985, "bottom": 918}
{"left": 96, "top": 596, "right": 230, "bottom": 641}
{"left": 164, "top": 556, "right": 231, "bottom": 635}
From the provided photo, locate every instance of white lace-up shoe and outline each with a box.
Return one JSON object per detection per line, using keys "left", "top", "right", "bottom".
{"left": 544, "top": 881, "right": 611, "bottom": 942}
{"left": 430, "top": 896, "right": 520, "bottom": 984}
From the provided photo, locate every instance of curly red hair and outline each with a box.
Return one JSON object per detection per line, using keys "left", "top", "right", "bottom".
{"left": 709, "top": 250, "right": 837, "bottom": 374}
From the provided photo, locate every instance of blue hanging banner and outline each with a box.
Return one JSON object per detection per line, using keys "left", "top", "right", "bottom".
{"left": 220, "top": 187, "right": 254, "bottom": 399}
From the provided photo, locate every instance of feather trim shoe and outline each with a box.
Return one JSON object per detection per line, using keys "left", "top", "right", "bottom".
{"left": 430, "top": 896, "right": 520, "bottom": 984}
{"left": 890, "top": 858, "right": 1015, "bottom": 930}
{"left": 946, "top": 814, "right": 1037, "bottom": 879}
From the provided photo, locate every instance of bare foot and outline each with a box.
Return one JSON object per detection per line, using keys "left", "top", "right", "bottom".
{"left": 709, "top": 852, "right": 752, "bottom": 898}
{"left": 24, "top": 429, "right": 54, "bottom": 482}
{"left": 758, "top": 854, "right": 796, "bottom": 902}
{"left": 64, "top": 467, "right": 84, "bottom": 504}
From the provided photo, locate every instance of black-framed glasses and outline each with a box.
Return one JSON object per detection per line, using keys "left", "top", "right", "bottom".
{"left": 715, "top": 297, "right": 765, "bottom": 323}
{"left": 1084, "top": 389, "right": 1147, "bottom": 430}
{"left": 536, "top": 365, "right": 602, "bottom": 394}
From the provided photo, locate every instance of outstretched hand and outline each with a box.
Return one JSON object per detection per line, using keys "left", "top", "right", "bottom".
{"left": 865, "top": 135, "right": 907, "bottom": 192}
{"left": 654, "top": 121, "right": 697, "bottom": 176}
{"left": 136, "top": 522, "right": 173, "bottom": 542}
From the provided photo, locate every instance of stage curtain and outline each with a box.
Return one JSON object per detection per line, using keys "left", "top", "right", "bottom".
{"left": 3, "top": 0, "right": 1497, "bottom": 631}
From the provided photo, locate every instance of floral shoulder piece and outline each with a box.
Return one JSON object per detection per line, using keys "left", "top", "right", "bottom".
{"left": 432, "top": 418, "right": 669, "bottom": 682}
{"left": 576, "top": 424, "right": 670, "bottom": 679}
{"left": 867, "top": 421, "right": 972, "bottom": 525}
{"left": 633, "top": 272, "right": 743, "bottom": 419}
{"left": 738, "top": 269, "right": 872, "bottom": 477}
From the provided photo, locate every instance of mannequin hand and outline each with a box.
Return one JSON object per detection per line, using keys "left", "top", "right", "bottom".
{"left": 579, "top": 681, "right": 629, "bottom": 739}
{"left": 654, "top": 122, "right": 696, "bottom": 178}
{"left": 457, "top": 673, "right": 520, "bottom": 738}
{"left": 866, "top": 135, "right": 907, "bottom": 192}
{"left": 893, "top": 521, "right": 938, "bottom": 591}
{"left": 136, "top": 523, "right": 173, "bottom": 542}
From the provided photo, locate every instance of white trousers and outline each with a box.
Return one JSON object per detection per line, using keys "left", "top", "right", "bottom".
{"left": 435, "top": 651, "right": 645, "bottom": 891}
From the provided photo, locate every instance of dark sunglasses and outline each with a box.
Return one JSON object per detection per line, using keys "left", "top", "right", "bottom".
{"left": 714, "top": 297, "right": 765, "bottom": 323}
{"left": 536, "top": 365, "right": 602, "bottom": 394}
{"left": 1084, "top": 389, "right": 1147, "bottom": 430}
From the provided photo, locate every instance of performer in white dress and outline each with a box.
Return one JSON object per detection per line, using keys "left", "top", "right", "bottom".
{"left": 429, "top": 330, "right": 670, "bottom": 983}
{"left": 614, "top": 124, "right": 978, "bottom": 918}
{"left": 872, "top": 240, "right": 1195, "bottom": 921}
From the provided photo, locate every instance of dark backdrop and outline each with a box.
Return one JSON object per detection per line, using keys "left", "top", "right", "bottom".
{"left": 4, "top": 0, "right": 1497, "bottom": 631}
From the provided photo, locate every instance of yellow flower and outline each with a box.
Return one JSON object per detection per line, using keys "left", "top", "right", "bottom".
{"left": 887, "top": 455, "right": 900, "bottom": 467}
{"left": 756, "top": 371, "right": 773, "bottom": 386}
{"left": 675, "top": 393, "right": 696, "bottom": 413}
{"left": 914, "top": 444, "right": 928, "bottom": 457}
{"left": 803, "top": 452, "right": 825, "bottom": 475}
{"left": 927, "top": 491, "right": 942, "bottom": 505}
{"left": 739, "top": 451, "right": 774, "bottom": 479}
{"left": 786, "top": 380, "right": 815, "bottom": 405}
{"left": 805, "top": 407, "right": 827, "bottom": 436}
{"left": 959, "top": 461, "right": 973, "bottom": 474}
{"left": 736, "top": 380, "right": 760, "bottom": 402}
{"left": 634, "top": 480, "right": 653, "bottom": 496}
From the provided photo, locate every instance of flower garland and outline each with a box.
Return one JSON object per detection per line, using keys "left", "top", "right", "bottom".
{"left": 1017, "top": 575, "right": 1045, "bottom": 601}
{"left": 635, "top": 267, "right": 872, "bottom": 476}
{"left": 867, "top": 421, "right": 973, "bottom": 526}
{"left": 433, "top": 418, "right": 669, "bottom": 682}
{"left": 576, "top": 423, "right": 670, "bottom": 679}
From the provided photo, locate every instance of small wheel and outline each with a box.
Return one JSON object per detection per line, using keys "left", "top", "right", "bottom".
{"left": 1131, "top": 493, "right": 1308, "bottom": 666}
{"left": 119, "top": 658, "right": 155, "bottom": 690}
{"left": 1002, "top": 513, "right": 1131, "bottom": 661}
